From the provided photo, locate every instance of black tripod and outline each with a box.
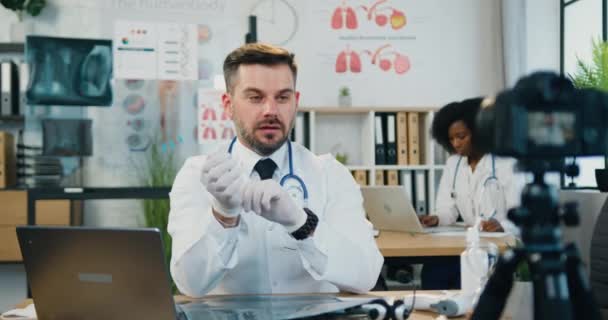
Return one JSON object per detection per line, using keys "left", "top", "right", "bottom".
{"left": 471, "top": 162, "right": 602, "bottom": 320}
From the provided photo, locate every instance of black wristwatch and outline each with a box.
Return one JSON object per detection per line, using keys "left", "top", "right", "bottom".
{"left": 290, "top": 208, "right": 318, "bottom": 240}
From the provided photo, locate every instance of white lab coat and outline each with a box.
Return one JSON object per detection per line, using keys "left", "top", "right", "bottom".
{"left": 435, "top": 154, "right": 525, "bottom": 235}
{"left": 168, "top": 139, "right": 384, "bottom": 297}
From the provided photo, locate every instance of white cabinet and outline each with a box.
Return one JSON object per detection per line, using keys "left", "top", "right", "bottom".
{"left": 293, "top": 106, "right": 447, "bottom": 214}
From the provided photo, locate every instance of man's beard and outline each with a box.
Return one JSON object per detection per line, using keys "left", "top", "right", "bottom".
{"left": 235, "top": 116, "right": 295, "bottom": 156}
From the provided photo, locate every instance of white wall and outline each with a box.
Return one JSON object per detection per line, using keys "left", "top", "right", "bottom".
{"left": 525, "top": 0, "right": 560, "bottom": 74}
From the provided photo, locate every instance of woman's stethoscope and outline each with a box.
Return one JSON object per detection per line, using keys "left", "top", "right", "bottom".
{"left": 451, "top": 154, "right": 502, "bottom": 220}
{"left": 228, "top": 137, "right": 309, "bottom": 207}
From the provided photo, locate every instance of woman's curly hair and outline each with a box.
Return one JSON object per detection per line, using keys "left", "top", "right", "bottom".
{"left": 431, "top": 97, "right": 485, "bottom": 154}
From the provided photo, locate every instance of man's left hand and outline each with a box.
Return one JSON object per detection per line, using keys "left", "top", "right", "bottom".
{"left": 241, "top": 180, "right": 307, "bottom": 232}
{"left": 480, "top": 219, "right": 504, "bottom": 232}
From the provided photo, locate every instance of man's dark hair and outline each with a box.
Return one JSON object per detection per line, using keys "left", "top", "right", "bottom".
{"left": 223, "top": 43, "right": 297, "bottom": 93}
{"left": 431, "top": 97, "right": 485, "bottom": 154}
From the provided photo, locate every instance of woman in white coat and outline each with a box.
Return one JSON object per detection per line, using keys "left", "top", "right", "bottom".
{"left": 419, "top": 97, "right": 524, "bottom": 289}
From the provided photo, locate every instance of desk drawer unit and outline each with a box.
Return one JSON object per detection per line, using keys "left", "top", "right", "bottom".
{"left": 0, "top": 191, "right": 70, "bottom": 261}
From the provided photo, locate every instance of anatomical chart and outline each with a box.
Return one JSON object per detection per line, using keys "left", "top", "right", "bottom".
{"left": 197, "top": 88, "right": 235, "bottom": 150}
{"left": 332, "top": 0, "right": 411, "bottom": 75}
{"left": 293, "top": 0, "right": 439, "bottom": 106}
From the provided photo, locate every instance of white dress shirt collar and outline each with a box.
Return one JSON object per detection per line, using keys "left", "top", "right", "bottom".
{"left": 231, "top": 138, "right": 290, "bottom": 179}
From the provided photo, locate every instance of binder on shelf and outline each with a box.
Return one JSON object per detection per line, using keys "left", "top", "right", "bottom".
{"left": 396, "top": 111, "right": 408, "bottom": 165}
{"left": 407, "top": 112, "right": 420, "bottom": 165}
{"left": 352, "top": 170, "right": 368, "bottom": 186}
{"left": 375, "top": 170, "right": 385, "bottom": 186}
{"left": 0, "top": 131, "right": 16, "bottom": 188}
{"left": 385, "top": 113, "right": 397, "bottom": 165}
{"left": 18, "top": 62, "right": 28, "bottom": 116}
{"left": 374, "top": 113, "right": 386, "bottom": 165}
{"left": 386, "top": 170, "right": 399, "bottom": 186}
{"left": 400, "top": 170, "right": 415, "bottom": 207}
{"left": 413, "top": 170, "right": 428, "bottom": 215}
{"left": 1, "top": 60, "right": 19, "bottom": 116}
{"left": 290, "top": 115, "right": 298, "bottom": 142}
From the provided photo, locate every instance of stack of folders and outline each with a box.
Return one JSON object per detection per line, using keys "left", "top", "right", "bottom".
{"left": 17, "top": 146, "right": 63, "bottom": 187}
{"left": 351, "top": 169, "right": 369, "bottom": 186}
{"left": 0, "top": 131, "right": 16, "bottom": 188}
{"left": 374, "top": 111, "right": 420, "bottom": 165}
{"left": 0, "top": 60, "right": 28, "bottom": 117}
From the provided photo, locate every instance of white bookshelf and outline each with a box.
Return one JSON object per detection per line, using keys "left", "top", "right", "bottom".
{"left": 294, "top": 106, "right": 447, "bottom": 214}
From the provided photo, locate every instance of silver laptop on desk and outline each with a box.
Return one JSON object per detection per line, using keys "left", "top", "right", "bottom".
{"left": 361, "top": 186, "right": 465, "bottom": 233}
{"left": 17, "top": 226, "right": 180, "bottom": 320}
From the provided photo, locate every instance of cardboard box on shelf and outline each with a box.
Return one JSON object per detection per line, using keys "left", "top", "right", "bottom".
{"left": 36, "top": 200, "right": 71, "bottom": 225}
{"left": 0, "top": 190, "right": 26, "bottom": 225}
{"left": 0, "top": 190, "right": 72, "bottom": 261}
{"left": 0, "top": 227, "right": 20, "bottom": 261}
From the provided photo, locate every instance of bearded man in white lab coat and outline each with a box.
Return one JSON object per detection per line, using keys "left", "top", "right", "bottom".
{"left": 168, "top": 43, "right": 384, "bottom": 297}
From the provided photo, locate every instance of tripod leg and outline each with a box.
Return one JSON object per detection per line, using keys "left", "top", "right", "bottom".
{"left": 471, "top": 249, "right": 523, "bottom": 320}
{"left": 564, "top": 243, "right": 602, "bottom": 320}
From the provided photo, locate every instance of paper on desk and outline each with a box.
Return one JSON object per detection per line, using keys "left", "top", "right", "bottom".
{"left": 430, "top": 231, "right": 509, "bottom": 238}
{"left": 1, "top": 304, "right": 36, "bottom": 319}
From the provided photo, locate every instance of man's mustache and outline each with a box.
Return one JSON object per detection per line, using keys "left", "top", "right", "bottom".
{"left": 256, "top": 119, "right": 284, "bottom": 129}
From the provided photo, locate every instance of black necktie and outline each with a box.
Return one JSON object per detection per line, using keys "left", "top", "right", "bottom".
{"left": 254, "top": 158, "right": 277, "bottom": 180}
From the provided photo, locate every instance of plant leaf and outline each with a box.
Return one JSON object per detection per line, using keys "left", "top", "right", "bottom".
{"left": 1, "top": 0, "right": 25, "bottom": 11}
{"left": 25, "top": 0, "right": 45, "bottom": 16}
{"left": 135, "top": 136, "right": 178, "bottom": 293}
{"left": 571, "top": 38, "right": 608, "bottom": 92}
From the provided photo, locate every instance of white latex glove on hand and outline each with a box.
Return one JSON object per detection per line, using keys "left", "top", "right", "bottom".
{"left": 242, "top": 180, "right": 307, "bottom": 233}
{"left": 200, "top": 152, "right": 248, "bottom": 218}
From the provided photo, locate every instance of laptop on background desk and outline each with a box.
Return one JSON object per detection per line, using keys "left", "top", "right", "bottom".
{"left": 361, "top": 186, "right": 465, "bottom": 234}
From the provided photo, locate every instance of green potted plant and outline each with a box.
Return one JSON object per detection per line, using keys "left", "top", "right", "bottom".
{"left": 338, "top": 86, "right": 351, "bottom": 107}
{"left": 570, "top": 38, "right": 608, "bottom": 191}
{"left": 0, "top": 0, "right": 46, "bottom": 41}
{"left": 136, "top": 139, "right": 178, "bottom": 292}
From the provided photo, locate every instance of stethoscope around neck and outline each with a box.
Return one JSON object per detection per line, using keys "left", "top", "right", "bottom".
{"left": 228, "top": 137, "right": 309, "bottom": 207}
{"left": 451, "top": 154, "right": 499, "bottom": 219}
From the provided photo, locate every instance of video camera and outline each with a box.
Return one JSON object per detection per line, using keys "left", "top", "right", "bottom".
{"left": 470, "top": 72, "right": 604, "bottom": 320}
{"left": 476, "top": 71, "right": 608, "bottom": 160}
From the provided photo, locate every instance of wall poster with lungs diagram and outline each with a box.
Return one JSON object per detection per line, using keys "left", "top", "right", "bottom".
{"left": 197, "top": 88, "right": 235, "bottom": 154}
{"left": 292, "top": 0, "right": 440, "bottom": 107}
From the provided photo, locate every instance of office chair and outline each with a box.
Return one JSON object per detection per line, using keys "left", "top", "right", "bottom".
{"left": 591, "top": 197, "right": 608, "bottom": 319}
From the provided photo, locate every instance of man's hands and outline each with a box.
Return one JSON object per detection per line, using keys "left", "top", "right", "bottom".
{"left": 200, "top": 152, "right": 307, "bottom": 231}
{"left": 200, "top": 153, "right": 247, "bottom": 218}
{"left": 419, "top": 215, "right": 439, "bottom": 227}
{"left": 241, "top": 180, "right": 307, "bottom": 232}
